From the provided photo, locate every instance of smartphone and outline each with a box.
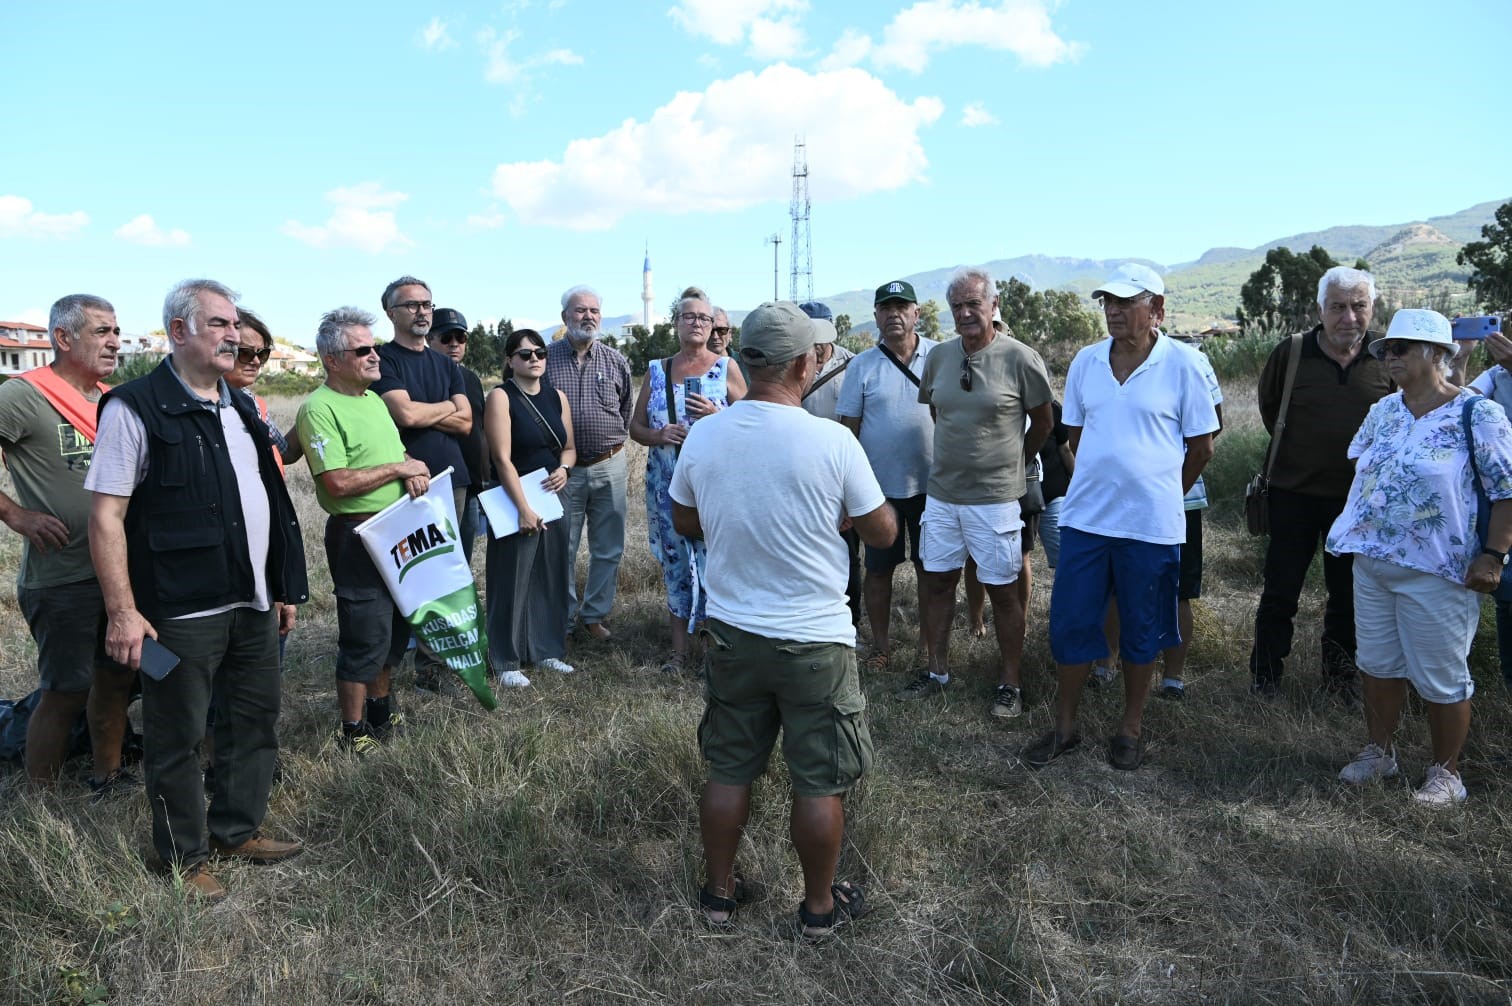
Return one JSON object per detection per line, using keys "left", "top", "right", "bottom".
{"left": 139, "top": 637, "right": 181, "bottom": 682}
{"left": 683, "top": 377, "right": 704, "bottom": 423}
{"left": 1451, "top": 315, "right": 1502, "bottom": 341}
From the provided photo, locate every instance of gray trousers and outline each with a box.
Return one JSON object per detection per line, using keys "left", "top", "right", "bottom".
{"left": 563, "top": 448, "right": 627, "bottom": 624}
{"left": 486, "top": 521, "right": 571, "bottom": 672}
{"left": 143, "top": 605, "right": 281, "bottom": 866}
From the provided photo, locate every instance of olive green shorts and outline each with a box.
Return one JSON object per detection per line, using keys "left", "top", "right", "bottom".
{"left": 697, "top": 618, "right": 873, "bottom": 798}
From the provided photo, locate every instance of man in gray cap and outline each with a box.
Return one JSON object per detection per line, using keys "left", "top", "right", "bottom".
{"left": 426, "top": 308, "right": 487, "bottom": 566}
{"left": 837, "top": 280, "right": 934, "bottom": 670}
{"left": 670, "top": 301, "right": 896, "bottom": 938}
{"left": 1025, "top": 263, "right": 1218, "bottom": 772}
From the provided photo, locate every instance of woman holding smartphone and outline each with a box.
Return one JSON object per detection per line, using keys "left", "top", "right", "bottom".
{"left": 629, "top": 287, "right": 748, "bottom": 673}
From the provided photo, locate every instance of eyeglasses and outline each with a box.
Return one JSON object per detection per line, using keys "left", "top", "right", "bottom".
{"left": 393, "top": 300, "right": 433, "bottom": 314}
{"left": 514, "top": 348, "right": 548, "bottom": 361}
{"left": 1097, "top": 293, "right": 1152, "bottom": 313}
{"left": 960, "top": 354, "right": 973, "bottom": 392}
{"left": 1380, "top": 340, "right": 1417, "bottom": 358}
{"left": 338, "top": 344, "right": 378, "bottom": 357}
{"left": 711, "top": 326, "right": 731, "bottom": 337}
{"left": 236, "top": 346, "right": 271, "bottom": 366}
{"left": 680, "top": 313, "right": 714, "bottom": 327}
{"left": 437, "top": 332, "right": 467, "bottom": 345}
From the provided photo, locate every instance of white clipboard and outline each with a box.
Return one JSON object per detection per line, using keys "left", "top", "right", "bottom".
{"left": 478, "top": 469, "right": 565, "bottom": 538}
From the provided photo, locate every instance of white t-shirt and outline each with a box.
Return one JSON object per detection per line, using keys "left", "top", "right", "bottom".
{"left": 1059, "top": 335, "right": 1220, "bottom": 545}
{"left": 669, "top": 399, "right": 886, "bottom": 644}
{"left": 835, "top": 339, "right": 934, "bottom": 499}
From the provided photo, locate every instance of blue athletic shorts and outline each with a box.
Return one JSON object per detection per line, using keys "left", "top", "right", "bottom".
{"left": 1049, "top": 527, "right": 1180, "bottom": 665}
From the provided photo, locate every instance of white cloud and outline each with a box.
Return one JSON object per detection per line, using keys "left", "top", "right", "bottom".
{"left": 115, "top": 214, "right": 191, "bottom": 247}
{"left": 669, "top": 0, "right": 807, "bottom": 58}
{"left": 960, "top": 102, "right": 998, "bottom": 127}
{"left": 419, "top": 17, "right": 456, "bottom": 51}
{"left": 281, "top": 183, "right": 412, "bottom": 254}
{"left": 480, "top": 27, "right": 582, "bottom": 85}
{"left": 870, "top": 0, "right": 1083, "bottom": 73}
{"left": 818, "top": 28, "right": 872, "bottom": 69}
{"left": 466, "top": 208, "right": 508, "bottom": 230}
{"left": 488, "top": 63, "right": 942, "bottom": 230}
{"left": 0, "top": 195, "right": 89, "bottom": 238}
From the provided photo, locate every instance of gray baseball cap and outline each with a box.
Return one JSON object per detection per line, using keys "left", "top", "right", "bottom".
{"left": 738, "top": 301, "right": 815, "bottom": 367}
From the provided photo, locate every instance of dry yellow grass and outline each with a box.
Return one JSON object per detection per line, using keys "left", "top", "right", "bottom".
{"left": 1, "top": 388, "right": 1510, "bottom": 1004}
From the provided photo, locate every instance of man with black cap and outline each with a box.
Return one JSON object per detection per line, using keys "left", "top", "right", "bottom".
{"left": 837, "top": 280, "right": 934, "bottom": 671}
{"left": 427, "top": 307, "right": 487, "bottom": 566}
{"left": 670, "top": 300, "right": 896, "bottom": 938}
{"left": 1024, "top": 263, "right": 1217, "bottom": 772}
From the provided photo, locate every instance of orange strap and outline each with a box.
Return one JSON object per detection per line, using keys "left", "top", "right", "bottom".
{"left": 16, "top": 366, "right": 111, "bottom": 443}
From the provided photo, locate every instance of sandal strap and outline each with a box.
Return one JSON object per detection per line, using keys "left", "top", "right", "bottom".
{"left": 699, "top": 887, "right": 738, "bottom": 915}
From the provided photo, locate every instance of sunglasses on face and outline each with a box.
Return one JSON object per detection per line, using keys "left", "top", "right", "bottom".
{"left": 711, "top": 326, "right": 731, "bottom": 337}
{"left": 437, "top": 332, "right": 467, "bottom": 345}
{"left": 236, "top": 346, "right": 271, "bottom": 366}
{"left": 339, "top": 345, "right": 378, "bottom": 358}
{"left": 514, "top": 348, "right": 548, "bottom": 361}
{"left": 1380, "top": 340, "right": 1418, "bottom": 358}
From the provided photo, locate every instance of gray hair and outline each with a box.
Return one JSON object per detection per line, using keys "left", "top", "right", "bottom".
{"left": 1317, "top": 266, "right": 1376, "bottom": 308}
{"left": 676, "top": 286, "right": 710, "bottom": 319}
{"left": 163, "top": 279, "right": 238, "bottom": 335}
{"left": 381, "top": 275, "right": 430, "bottom": 310}
{"left": 1420, "top": 342, "right": 1455, "bottom": 379}
{"left": 316, "top": 306, "right": 377, "bottom": 359}
{"left": 48, "top": 294, "right": 114, "bottom": 351}
{"left": 560, "top": 285, "right": 601, "bottom": 309}
{"left": 947, "top": 266, "right": 996, "bottom": 304}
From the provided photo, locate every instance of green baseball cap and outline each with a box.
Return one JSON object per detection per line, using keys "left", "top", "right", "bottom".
{"left": 874, "top": 280, "right": 917, "bottom": 306}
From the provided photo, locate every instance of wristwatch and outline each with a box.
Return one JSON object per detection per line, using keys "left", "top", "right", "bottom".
{"left": 1482, "top": 547, "right": 1508, "bottom": 563}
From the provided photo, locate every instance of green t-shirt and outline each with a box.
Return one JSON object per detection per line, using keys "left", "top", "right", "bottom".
{"left": 917, "top": 333, "right": 1053, "bottom": 505}
{"left": 296, "top": 384, "right": 408, "bottom": 515}
{"left": 0, "top": 378, "right": 99, "bottom": 588}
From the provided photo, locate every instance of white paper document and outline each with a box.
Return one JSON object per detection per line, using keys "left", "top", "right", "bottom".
{"left": 478, "top": 469, "right": 566, "bottom": 538}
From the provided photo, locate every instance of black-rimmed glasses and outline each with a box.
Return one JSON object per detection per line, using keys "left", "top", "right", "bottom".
{"left": 514, "top": 348, "right": 548, "bottom": 361}
{"left": 393, "top": 300, "right": 433, "bottom": 313}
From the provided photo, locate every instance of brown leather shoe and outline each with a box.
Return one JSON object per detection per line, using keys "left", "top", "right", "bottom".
{"left": 183, "top": 863, "right": 227, "bottom": 900}
{"left": 210, "top": 832, "right": 304, "bottom": 864}
{"left": 584, "top": 622, "right": 612, "bottom": 641}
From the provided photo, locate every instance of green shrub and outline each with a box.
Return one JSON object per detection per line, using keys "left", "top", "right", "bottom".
{"left": 1203, "top": 328, "right": 1287, "bottom": 382}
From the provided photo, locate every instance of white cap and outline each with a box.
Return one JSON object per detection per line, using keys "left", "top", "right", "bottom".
{"left": 1092, "top": 262, "right": 1165, "bottom": 299}
{"left": 811, "top": 318, "right": 837, "bottom": 344}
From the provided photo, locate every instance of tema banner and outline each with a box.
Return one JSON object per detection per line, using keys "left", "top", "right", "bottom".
{"left": 354, "top": 468, "right": 497, "bottom": 710}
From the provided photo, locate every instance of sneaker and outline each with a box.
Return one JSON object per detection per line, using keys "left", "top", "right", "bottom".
{"left": 1159, "top": 680, "right": 1186, "bottom": 701}
{"left": 539, "top": 657, "right": 575, "bottom": 674}
{"left": 88, "top": 768, "right": 142, "bottom": 803}
{"left": 1413, "top": 763, "right": 1468, "bottom": 806}
{"left": 210, "top": 831, "right": 304, "bottom": 863}
{"left": 181, "top": 863, "right": 227, "bottom": 901}
{"left": 1086, "top": 663, "right": 1117, "bottom": 689}
{"left": 989, "top": 685, "right": 1022, "bottom": 719}
{"left": 1338, "top": 742, "right": 1399, "bottom": 784}
{"left": 338, "top": 720, "right": 380, "bottom": 755}
{"left": 370, "top": 711, "right": 405, "bottom": 743}
{"left": 897, "top": 673, "right": 946, "bottom": 701}
{"left": 498, "top": 669, "right": 532, "bottom": 688}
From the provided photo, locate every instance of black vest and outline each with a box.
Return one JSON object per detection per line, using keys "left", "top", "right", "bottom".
{"left": 101, "top": 361, "right": 309, "bottom": 621}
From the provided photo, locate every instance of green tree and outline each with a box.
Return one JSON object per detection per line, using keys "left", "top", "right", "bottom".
{"left": 1236, "top": 245, "right": 1339, "bottom": 333}
{"left": 1457, "top": 200, "right": 1512, "bottom": 312}
{"left": 834, "top": 313, "right": 852, "bottom": 339}
{"left": 617, "top": 322, "right": 679, "bottom": 375}
{"left": 461, "top": 321, "right": 504, "bottom": 379}
{"left": 996, "top": 277, "right": 1104, "bottom": 374}
{"left": 917, "top": 299, "right": 941, "bottom": 340}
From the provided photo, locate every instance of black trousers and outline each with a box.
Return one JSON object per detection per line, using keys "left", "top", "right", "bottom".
{"left": 1249, "top": 487, "right": 1356, "bottom": 682}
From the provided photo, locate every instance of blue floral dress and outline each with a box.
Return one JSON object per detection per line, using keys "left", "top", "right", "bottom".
{"left": 645, "top": 356, "right": 730, "bottom": 623}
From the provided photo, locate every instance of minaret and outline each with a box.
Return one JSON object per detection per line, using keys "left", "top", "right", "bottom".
{"left": 642, "top": 243, "right": 654, "bottom": 331}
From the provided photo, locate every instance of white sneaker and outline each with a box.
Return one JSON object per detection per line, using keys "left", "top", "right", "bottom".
{"left": 498, "top": 670, "right": 532, "bottom": 688}
{"left": 1413, "top": 763, "right": 1467, "bottom": 806}
{"left": 1339, "top": 742, "right": 1399, "bottom": 784}
{"left": 539, "top": 657, "right": 575, "bottom": 675}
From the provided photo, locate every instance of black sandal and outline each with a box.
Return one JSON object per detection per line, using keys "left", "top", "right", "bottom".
{"left": 699, "top": 886, "right": 738, "bottom": 928}
{"left": 796, "top": 881, "right": 869, "bottom": 940}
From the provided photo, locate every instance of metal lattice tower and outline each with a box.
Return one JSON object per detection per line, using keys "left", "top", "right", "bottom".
{"left": 788, "top": 138, "right": 812, "bottom": 304}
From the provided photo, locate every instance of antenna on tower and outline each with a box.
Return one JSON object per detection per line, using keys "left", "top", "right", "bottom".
{"left": 788, "top": 137, "right": 812, "bottom": 304}
{"left": 764, "top": 233, "right": 782, "bottom": 301}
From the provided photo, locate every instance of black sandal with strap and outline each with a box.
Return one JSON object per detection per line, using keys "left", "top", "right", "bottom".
{"left": 796, "top": 881, "right": 869, "bottom": 940}
{"left": 699, "top": 886, "right": 738, "bottom": 928}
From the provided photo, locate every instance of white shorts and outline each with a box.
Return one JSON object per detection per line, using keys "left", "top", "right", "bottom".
{"left": 1352, "top": 554, "right": 1478, "bottom": 704}
{"left": 920, "top": 496, "right": 1022, "bottom": 585}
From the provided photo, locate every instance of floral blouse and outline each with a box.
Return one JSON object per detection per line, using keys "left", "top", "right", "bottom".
{"left": 1327, "top": 390, "right": 1512, "bottom": 583}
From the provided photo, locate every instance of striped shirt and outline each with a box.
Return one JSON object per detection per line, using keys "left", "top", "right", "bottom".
{"left": 545, "top": 337, "right": 633, "bottom": 458}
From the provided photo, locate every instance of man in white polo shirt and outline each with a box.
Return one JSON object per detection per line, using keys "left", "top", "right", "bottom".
{"left": 1024, "top": 263, "right": 1218, "bottom": 772}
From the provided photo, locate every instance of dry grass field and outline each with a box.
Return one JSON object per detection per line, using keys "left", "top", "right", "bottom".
{"left": 2, "top": 386, "right": 1511, "bottom": 1004}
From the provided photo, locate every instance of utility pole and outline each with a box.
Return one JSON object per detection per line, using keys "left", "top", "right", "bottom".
{"left": 788, "top": 137, "right": 812, "bottom": 304}
{"left": 764, "top": 233, "right": 782, "bottom": 301}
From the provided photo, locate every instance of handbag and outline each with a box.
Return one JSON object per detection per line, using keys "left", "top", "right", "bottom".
{"left": 1461, "top": 395, "right": 1512, "bottom": 601}
{"left": 1246, "top": 333, "right": 1303, "bottom": 536}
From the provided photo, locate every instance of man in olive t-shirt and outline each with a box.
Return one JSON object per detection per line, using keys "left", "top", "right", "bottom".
{"left": 903, "top": 268, "right": 1052, "bottom": 720}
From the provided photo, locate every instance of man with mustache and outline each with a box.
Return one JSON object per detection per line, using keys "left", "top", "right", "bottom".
{"left": 546, "top": 285, "right": 633, "bottom": 641}
{"left": 87, "top": 279, "right": 308, "bottom": 899}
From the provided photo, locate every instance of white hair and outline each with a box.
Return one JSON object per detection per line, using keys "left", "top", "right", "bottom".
{"left": 1317, "top": 266, "right": 1376, "bottom": 308}
{"left": 947, "top": 266, "right": 996, "bottom": 303}
{"left": 560, "top": 285, "right": 601, "bottom": 310}
{"left": 163, "top": 279, "right": 237, "bottom": 335}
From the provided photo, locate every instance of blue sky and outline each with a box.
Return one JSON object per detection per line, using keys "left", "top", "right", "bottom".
{"left": 3, "top": 0, "right": 1508, "bottom": 344}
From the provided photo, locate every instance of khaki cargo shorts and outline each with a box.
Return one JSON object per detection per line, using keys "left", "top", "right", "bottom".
{"left": 697, "top": 618, "right": 873, "bottom": 797}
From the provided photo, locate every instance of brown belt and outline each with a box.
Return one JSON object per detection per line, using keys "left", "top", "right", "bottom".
{"left": 575, "top": 442, "right": 625, "bottom": 468}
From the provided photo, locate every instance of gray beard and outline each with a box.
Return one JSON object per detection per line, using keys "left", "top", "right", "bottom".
{"left": 566, "top": 326, "right": 595, "bottom": 346}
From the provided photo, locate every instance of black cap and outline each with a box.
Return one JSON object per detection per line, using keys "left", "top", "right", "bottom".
{"left": 797, "top": 301, "right": 833, "bottom": 321}
{"left": 431, "top": 307, "right": 468, "bottom": 335}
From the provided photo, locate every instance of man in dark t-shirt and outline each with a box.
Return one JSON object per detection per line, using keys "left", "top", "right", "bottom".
{"left": 427, "top": 307, "right": 487, "bottom": 567}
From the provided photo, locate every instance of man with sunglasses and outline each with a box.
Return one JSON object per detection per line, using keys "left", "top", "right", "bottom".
{"left": 1025, "top": 263, "right": 1217, "bottom": 772}
{"left": 373, "top": 276, "right": 472, "bottom": 691}
{"left": 905, "top": 267, "right": 1053, "bottom": 720}
{"left": 1249, "top": 266, "right": 1392, "bottom": 700}
{"left": 546, "top": 285, "right": 633, "bottom": 642}
{"left": 427, "top": 308, "right": 487, "bottom": 567}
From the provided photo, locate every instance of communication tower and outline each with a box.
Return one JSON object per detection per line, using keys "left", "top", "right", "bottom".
{"left": 788, "top": 138, "right": 812, "bottom": 304}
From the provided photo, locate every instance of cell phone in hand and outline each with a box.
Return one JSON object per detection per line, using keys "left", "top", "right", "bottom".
{"left": 1451, "top": 315, "right": 1502, "bottom": 341}
{"left": 139, "top": 637, "right": 181, "bottom": 681}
